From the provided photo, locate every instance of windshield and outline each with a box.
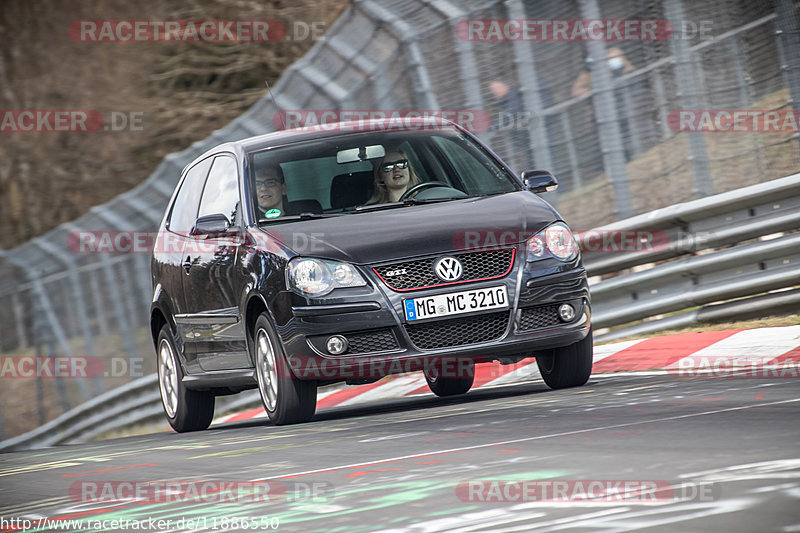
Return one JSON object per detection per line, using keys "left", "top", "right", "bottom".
{"left": 247, "top": 129, "right": 521, "bottom": 222}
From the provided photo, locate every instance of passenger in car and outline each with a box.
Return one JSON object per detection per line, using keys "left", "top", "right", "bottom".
{"left": 254, "top": 162, "right": 287, "bottom": 218}
{"left": 367, "top": 149, "right": 420, "bottom": 204}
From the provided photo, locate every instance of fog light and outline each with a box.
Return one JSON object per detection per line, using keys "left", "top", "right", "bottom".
{"left": 326, "top": 335, "right": 348, "bottom": 355}
{"left": 558, "top": 303, "right": 575, "bottom": 322}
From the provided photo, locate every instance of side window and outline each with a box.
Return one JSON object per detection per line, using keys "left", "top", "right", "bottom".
{"left": 168, "top": 158, "right": 212, "bottom": 232}
{"left": 198, "top": 155, "right": 240, "bottom": 225}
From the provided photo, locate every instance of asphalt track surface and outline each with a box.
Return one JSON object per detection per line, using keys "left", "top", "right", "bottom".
{"left": 1, "top": 373, "right": 799, "bottom": 532}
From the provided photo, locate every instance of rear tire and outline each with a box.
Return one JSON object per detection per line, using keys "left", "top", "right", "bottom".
{"left": 424, "top": 358, "right": 474, "bottom": 396}
{"left": 535, "top": 329, "right": 593, "bottom": 389}
{"left": 157, "top": 324, "right": 214, "bottom": 432}
{"left": 253, "top": 313, "right": 317, "bottom": 425}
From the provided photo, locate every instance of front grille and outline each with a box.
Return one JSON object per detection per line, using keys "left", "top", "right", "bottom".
{"left": 518, "top": 305, "right": 561, "bottom": 331}
{"left": 345, "top": 330, "right": 399, "bottom": 354}
{"left": 373, "top": 249, "right": 514, "bottom": 291}
{"left": 405, "top": 311, "right": 510, "bottom": 350}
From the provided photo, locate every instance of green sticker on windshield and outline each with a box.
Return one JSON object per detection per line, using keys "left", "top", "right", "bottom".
{"left": 264, "top": 209, "right": 282, "bottom": 219}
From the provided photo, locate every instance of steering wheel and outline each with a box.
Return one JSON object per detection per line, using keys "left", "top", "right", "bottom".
{"left": 399, "top": 181, "right": 450, "bottom": 201}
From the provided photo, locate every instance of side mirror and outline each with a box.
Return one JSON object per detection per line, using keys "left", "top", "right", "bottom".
{"left": 521, "top": 170, "right": 558, "bottom": 193}
{"left": 191, "top": 213, "right": 230, "bottom": 236}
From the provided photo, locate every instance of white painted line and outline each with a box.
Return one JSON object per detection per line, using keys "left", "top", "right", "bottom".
{"left": 666, "top": 326, "right": 800, "bottom": 369}
{"left": 252, "top": 397, "right": 800, "bottom": 482}
{"left": 481, "top": 362, "right": 541, "bottom": 387}
{"left": 593, "top": 338, "right": 649, "bottom": 362}
{"left": 213, "top": 386, "right": 345, "bottom": 424}
{"left": 338, "top": 374, "right": 426, "bottom": 406}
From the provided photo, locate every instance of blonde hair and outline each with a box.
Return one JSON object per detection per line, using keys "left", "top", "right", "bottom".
{"left": 368, "top": 149, "right": 420, "bottom": 204}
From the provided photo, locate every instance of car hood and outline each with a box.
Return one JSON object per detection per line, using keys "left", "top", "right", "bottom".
{"left": 254, "top": 191, "right": 560, "bottom": 265}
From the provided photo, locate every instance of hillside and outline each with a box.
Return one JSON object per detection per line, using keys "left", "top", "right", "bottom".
{"left": 0, "top": 0, "right": 348, "bottom": 249}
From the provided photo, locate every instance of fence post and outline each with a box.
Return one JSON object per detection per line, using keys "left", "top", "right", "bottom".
{"left": 0, "top": 251, "right": 82, "bottom": 414}
{"left": 88, "top": 268, "right": 110, "bottom": 338}
{"left": 504, "top": 0, "right": 557, "bottom": 207}
{"left": 33, "top": 237, "right": 99, "bottom": 397}
{"left": 11, "top": 291, "right": 28, "bottom": 351}
{"left": 431, "top": 1, "right": 489, "bottom": 143}
{"left": 91, "top": 209, "right": 139, "bottom": 372}
{"left": 579, "top": 0, "right": 633, "bottom": 219}
{"left": 559, "top": 113, "right": 583, "bottom": 189}
{"left": 650, "top": 68, "right": 672, "bottom": 141}
{"left": 358, "top": 0, "right": 440, "bottom": 109}
{"left": 665, "top": 0, "right": 714, "bottom": 197}
{"left": 775, "top": 0, "right": 800, "bottom": 157}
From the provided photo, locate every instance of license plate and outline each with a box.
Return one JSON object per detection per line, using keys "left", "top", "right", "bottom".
{"left": 404, "top": 285, "right": 508, "bottom": 321}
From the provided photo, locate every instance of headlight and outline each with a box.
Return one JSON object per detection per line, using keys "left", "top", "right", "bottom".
{"left": 287, "top": 258, "right": 366, "bottom": 297}
{"left": 526, "top": 222, "right": 579, "bottom": 262}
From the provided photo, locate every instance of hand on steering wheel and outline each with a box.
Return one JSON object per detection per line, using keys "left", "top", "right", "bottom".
{"left": 399, "top": 181, "right": 449, "bottom": 201}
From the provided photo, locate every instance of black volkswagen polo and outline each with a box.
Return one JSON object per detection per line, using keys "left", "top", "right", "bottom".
{"left": 151, "top": 118, "right": 592, "bottom": 431}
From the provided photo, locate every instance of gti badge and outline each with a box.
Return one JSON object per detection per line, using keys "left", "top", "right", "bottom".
{"left": 434, "top": 257, "right": 463, "bottom": 281}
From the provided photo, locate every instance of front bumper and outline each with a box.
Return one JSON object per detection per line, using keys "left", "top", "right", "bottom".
{"left": 275, "top": 249, "right": 590, "bottom": 381}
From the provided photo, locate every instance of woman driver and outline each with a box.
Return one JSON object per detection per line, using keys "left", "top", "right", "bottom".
{"left": 367, "top": 149, "right": 420, "bottom": 204}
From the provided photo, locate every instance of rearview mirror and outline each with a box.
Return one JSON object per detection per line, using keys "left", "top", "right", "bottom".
{"left": 191, "top": 213, "right": 230, "bottom": 236}
{"left": 521, "top": 170, "right": 558, "bottom": 193}
{"left": 337, "top": 145, "right": 386, "bottom": 164}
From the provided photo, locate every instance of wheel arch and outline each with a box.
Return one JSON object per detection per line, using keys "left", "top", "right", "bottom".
{"left": 244, "top": 291, "right": 275, "bottom": 363}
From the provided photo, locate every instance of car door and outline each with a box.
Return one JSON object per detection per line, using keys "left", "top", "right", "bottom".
{"left": 159, "top": 156, "right": 213, "bottom": 373}
{"left": 181, "top": 154, "right": 250, "bottom": 370}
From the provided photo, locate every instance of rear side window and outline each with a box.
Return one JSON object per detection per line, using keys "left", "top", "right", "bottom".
{"left": 198, "top": 155, "right": 240, "bottom": 225}
{"left": 168, "top": 157, "right": 212, "bottom": 232}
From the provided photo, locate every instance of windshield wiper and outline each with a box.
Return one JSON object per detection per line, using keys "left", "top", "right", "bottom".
{"left": 257, "top": 213, "right": 338, "bottom": 224}
{"left": 354, "top": 196, "right": 460, "bottom": 213}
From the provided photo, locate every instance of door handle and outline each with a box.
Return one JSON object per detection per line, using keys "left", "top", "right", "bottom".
{"left": 183, "top": 256, "right": 192, "bottom": 274}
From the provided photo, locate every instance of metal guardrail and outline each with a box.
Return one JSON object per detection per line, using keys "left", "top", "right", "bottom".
{"left": 587, "top": 172, "right": 800, "bottom": 342}
{"left": 3, "top": 172, "right": 797, "bottom": 451}
{"left": 0, "top": 374, "right": 158, "bottom": 452}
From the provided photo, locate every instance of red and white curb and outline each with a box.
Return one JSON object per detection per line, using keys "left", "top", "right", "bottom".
{"left": 214, "top": 325, "right": 800, "bottom": 424}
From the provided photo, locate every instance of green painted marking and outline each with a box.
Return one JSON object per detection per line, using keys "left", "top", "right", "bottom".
{"left": 471, "top": 470, "right": 569, "bottom": 481}
{"left": 25, "top": 469, "right": 575, "bottom": 532}
{"left": 424, "top": 504, "right": 480, "bottom": 517}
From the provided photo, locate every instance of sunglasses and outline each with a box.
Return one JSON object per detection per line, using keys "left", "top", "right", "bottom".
{"left": 256, "top": 178, "right": 282, "bottom": 188}
{"left": 380, "top": 159, "right": 409, "bottom": 173}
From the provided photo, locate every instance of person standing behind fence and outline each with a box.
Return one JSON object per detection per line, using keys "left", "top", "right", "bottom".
{"left": 571, "top": 47, "right": 639, "bottom": 164}
{"left": 489, "top": 80, "right": 531, "bottom": 171}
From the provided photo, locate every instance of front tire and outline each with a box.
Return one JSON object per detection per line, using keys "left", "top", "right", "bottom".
{"left": 535, "top": 329, "right": 593, "bottom": 389}
{"left": 157, "top": 325, "right": 214, "bottom": 432}
{"left": 253, "top": 313, "right": 317, "bottom": 425}
{"left": 424, "top": 358, "right": 474, "bottom": 396}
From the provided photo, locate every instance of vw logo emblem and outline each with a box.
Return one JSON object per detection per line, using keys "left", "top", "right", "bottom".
{"left": 434, "top": 257, "right": 463, "bottom": 282}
